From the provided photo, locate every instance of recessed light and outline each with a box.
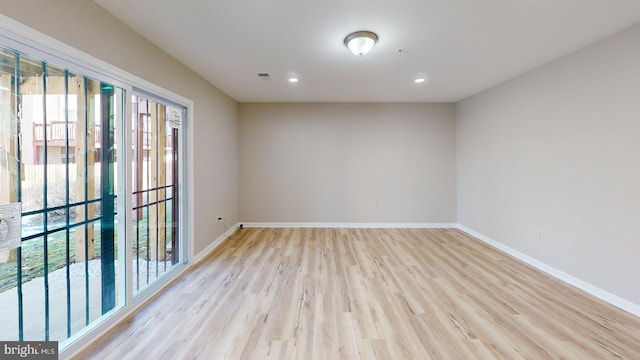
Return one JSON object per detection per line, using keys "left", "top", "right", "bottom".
{"left": 414, "top": 78, "right": 426, "bottom": 84}
{"left": 288, "top": 77, "right": 299, "bottom": 83}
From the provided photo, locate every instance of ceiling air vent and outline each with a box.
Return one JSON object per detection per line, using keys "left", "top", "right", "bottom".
{"left": 257, "top": 73, "right": 271, "bottom": 80}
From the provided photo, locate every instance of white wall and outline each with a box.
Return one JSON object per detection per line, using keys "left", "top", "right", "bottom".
{"left": 0, "top": 0, "right": 239, "bottom": 256}
{"left": 457, "top": 24, "right": 640, "bottom": 305}
{"left": 240, "top": 103, "right": 456, "bottom": 223}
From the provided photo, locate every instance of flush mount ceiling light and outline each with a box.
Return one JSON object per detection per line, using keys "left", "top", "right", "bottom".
{"left": 344, "top": 31, "right": 378, "bottom": 56}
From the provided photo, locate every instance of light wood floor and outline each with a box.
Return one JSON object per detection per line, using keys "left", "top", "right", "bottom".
{"left": 76, "top": 228, "right": 640, "bottom": 359}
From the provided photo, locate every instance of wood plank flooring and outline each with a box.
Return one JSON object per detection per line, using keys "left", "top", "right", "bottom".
{"left": 75, "top": 228, "right": 640, "bottom": 359}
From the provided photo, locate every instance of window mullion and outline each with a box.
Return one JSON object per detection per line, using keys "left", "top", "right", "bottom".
{"left": 41, "top": 61, "right": 50, "bottom": 341}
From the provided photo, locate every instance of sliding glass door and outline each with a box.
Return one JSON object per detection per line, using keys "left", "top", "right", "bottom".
{"left": 0, "top": 48, "right": 125, "bottom": 342}
{"left": 0, "top": 31, "right": 188, "bottom": 349}
{"left": 130, "top": 95, "right": 184, "bottom": 294}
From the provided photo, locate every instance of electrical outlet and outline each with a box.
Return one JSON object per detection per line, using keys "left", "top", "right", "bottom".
{"left": 537, "top": 228, "right": 544, "bottom": 240}
{"left": 371, "top": 201, "right": 378, "bottom": 209}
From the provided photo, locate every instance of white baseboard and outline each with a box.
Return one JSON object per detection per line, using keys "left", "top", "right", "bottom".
{"left": 457, "top": 224, "right": 640, "bottom": 317}
{"left": 193, "top": 223, "right": 239, "bottom": 264}
{"left": 241, "top": 222, "right": 458, "bottom": 229}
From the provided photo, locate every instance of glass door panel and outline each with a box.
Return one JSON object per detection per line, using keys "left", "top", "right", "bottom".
{"left": 0, "top": 47, "right": 124, "bottom": 343}
{"left": 131, "top": 95, "right": 182, "bottom": 294}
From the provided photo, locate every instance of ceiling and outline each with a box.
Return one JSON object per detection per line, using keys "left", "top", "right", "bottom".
{"left": 95, "top": 0, "right": 640, "bottom": 103}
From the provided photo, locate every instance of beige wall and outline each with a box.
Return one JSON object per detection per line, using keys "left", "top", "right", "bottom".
{"left": 239, "top": 103, "right": 456, "bottom": 223}
{"left": 0, "top": 1, "right": 239, "bottom": 256}
{"left": 457, "top": 24, "right": 640, "bottom": 304}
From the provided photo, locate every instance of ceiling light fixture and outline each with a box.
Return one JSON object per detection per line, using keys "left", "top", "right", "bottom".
{"left": 288, "top": 77, "right": 299, "bottom": 83}
{"left": 414, "top": 78, "right": 426, "bottom": 84}
{"left": 344, "top": 31, "right": 378, "bottom": 56}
